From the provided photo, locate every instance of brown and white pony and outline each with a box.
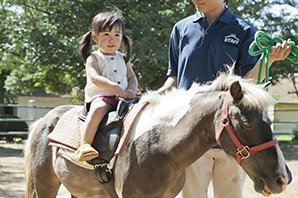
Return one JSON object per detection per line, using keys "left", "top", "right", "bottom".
{"left": 24, "top": 69, "right": 292, "bottom": 198}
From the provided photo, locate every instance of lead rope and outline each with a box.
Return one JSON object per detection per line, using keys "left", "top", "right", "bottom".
{"left": 249, "top": 31, "right": 298, "bottom": 84}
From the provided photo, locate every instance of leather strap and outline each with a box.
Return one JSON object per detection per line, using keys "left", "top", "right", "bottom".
{"left": 114, "top": 101, "right": 149, "bottom": 156}
{"left": 216, "top": 92, "right": 278, "bottom": 165}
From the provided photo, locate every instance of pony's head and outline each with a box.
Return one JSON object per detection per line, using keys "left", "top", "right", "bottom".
{"left": 214, "top": 73, "right": 292, "bottom": 196}
{"left": 138, "top": 68, "right": 292, "bottom": 196}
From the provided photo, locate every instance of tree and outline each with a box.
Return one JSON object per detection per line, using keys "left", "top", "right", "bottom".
{"left": 260, "top": 0, "right": 298, "bottom": 98}
{"left": 2, "top": 0, "right": 89, "bottom": 102}
{"left": 229, "top": 0, "right": 298, "bottom": 95}
{"left": 0, "top": 1, "right": 22, "bottom": 112}
{"left": 1, "top": 0, "right": 298, "bottom": 103}
{"left": 2, "top": 0, "right": 194, "bottom": 102}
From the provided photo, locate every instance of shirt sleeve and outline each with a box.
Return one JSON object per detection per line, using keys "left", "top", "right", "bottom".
{"left": 234, "top": 25, "right": 260, "bottom": 77}
{"left": 167, "top": 26, "right": 179, "bottom": 77}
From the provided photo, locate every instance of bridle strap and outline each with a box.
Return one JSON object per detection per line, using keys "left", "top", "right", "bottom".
{"left": 249, "top": 139, "right": 279, "bottom": 154}
{"left": 216, "top": 92, "right": 279, "bottom": 165}
{"left": 216, "top": 93, "right": 243, "bottom": 148}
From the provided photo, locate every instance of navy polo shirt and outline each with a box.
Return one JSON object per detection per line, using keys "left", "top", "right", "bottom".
{"left": 167, "top": 7, "right": 259, "bottom": 90}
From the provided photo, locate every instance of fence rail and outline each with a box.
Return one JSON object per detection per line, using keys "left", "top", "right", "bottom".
{"left": 0, "top": 118, "right": 35, "bottom": 122}
{"left": 0, "top": 103, "right": 53, "bottom": 109}
{"left": 0, "top": 131, "right": 28, "bottom": 135}
{"left": 272, "top": 121, "right": 298, "bottom": 135}
{"left": 0, "top": 102, "right": 54, "bottom": 139}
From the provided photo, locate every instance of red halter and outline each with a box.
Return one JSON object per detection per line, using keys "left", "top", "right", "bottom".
{"left": 215, "top": 92, "right": 278, "bottom": 165}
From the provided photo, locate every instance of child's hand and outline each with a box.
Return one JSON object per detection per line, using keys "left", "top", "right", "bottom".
{"left": 270, "top": 39, "right": 292, "bottom": 63}
{"left": 114, "top": 85, "right": 127, "bottom": 99}
{"left": 124, "top": 89, "right": 136, "bottom": 100}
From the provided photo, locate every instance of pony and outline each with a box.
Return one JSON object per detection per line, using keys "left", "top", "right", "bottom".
{"left": 24, "top": 69, "right": 292, "bottom": 198}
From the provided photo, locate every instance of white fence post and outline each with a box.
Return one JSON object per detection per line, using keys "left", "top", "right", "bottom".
{"left": 28, "top": 100, "right": 36, "bottom": 121}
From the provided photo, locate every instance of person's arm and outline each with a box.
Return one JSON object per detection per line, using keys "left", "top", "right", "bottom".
{"left": 244, "top": 39, "right": 292, "bottom": 81}
{"left": 125, "top": 61, "right": 138, "bottom": 99}
{"left": 86, "top": 54, "right": 127, "bottom": 98}
{"left": 156, "top": 76, "right": 177, "bottom": 94}
{"left": 157, "top": 25, "right": 179, "bottom": 94}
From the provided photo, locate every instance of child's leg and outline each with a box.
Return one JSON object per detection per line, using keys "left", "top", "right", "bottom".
{"left": 75, "top": 99, "right": 113, "bottom": 161}
{"left": 81, "top": 99, "right": 112, "bottom": 145}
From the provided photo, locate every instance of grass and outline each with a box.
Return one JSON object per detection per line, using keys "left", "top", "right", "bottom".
{"left": 275, "top": 135, "right": 297, "bottom": 141}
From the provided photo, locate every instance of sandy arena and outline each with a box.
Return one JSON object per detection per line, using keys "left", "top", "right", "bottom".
{"left": 0, "top": 141, "right": 297, "bottom": 198}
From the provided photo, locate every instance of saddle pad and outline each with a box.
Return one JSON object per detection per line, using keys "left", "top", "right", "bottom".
{"left": 48, "top": 107, "right": 83, "bottom": 152}
{"left": 58, "top": 148, "right": 93, "bottom": 170}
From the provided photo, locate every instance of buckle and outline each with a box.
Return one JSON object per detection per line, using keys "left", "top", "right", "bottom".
{"left": 221, "top": 118, "right": 229, "bottom": 125}
{"left": 237, "top": 145, "right": 250, "bottom": 159}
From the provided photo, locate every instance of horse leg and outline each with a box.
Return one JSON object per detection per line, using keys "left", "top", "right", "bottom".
{"left": 30, "top": 145, "right": 62, "bottom": 197}
{"left": 25, "top": 137, "right": 62, "bottom": 198}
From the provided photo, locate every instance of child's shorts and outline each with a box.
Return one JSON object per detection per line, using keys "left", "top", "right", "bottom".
{"left": 97, "top": 95, "right": 119, "bottom": 106}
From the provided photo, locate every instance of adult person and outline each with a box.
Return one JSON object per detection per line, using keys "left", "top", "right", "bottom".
{"left": 157, "top": 0, "right": 292, "bottom": 197}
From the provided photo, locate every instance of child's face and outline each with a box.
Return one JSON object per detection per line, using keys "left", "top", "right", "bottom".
{"left": 93, "top": 25, "right": 122, "bottom": 55}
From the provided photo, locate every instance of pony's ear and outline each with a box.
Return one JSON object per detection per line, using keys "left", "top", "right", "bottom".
{"left": 230, "top": 81, "right": 243, "bottom": 102}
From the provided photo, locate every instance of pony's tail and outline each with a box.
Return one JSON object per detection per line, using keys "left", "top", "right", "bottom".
{"left": 122, "top": 34, "right": 132, "bottom": 64}
{"left": 24, "top": 119, "right": 42, "bottom": 198}
{"left": 79, "top": 31, "right": 93, "bottom": 62}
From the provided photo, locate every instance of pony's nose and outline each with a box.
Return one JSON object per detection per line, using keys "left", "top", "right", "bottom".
{"left": 276, "top": 176, "right": 287, "bottom": 187}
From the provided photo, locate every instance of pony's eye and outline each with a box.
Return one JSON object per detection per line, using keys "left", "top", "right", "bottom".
{"left": 243, "top": 121, "right": 252, "bottom": 128}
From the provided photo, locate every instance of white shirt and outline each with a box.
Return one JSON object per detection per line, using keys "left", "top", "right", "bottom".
{"left": 84, "top": 50, "right": 128, "bottom": 103}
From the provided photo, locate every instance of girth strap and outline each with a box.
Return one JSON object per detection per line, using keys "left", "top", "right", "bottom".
{"left": 114, "top": 101, "right": 149, "bottom": 156}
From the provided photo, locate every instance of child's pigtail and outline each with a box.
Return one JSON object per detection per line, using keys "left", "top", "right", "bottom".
{"left": 79, "top": 31, "right": 92, "bottom": 62}
{"left": 122, "top": 34, "right": 131, "bottom": 64}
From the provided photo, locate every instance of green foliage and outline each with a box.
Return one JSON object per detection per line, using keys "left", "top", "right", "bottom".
{"left": 255, "top": 0, "right": 298, "bottom": 87}
{"left": 1, "top": 0, "right": 298, "bottom": 102}
{"left": 1, "top": 0, "right": 87, "bottom": 96}
{"left": 292, "top": 136, "right": 298, "bottom": 141}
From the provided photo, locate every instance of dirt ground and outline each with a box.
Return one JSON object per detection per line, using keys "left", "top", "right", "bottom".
{"left": 0, "top": 141, "right": 297, "bottom": 198}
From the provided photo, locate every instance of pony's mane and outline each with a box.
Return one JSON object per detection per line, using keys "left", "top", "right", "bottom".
{"left": 133, "top": 68, "right": 275, "bottom": 140}
{"left": 141, "top": 68, "right": 275, "bottom": 111}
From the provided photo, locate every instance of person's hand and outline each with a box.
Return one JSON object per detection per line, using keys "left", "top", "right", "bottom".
{"left": 270, "top": 39, "right": 292, "bottom": 63}
{"left": 114, "top": 85, "right": 127, "bottom": 99}
{"left": 124, "top": 89, "right": 136, "bottom": 100}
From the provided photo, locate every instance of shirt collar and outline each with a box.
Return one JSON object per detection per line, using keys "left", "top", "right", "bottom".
{"left": 192, "top": 12, "right": 203, "bottom": 22}
{"left": 218, "top": 6, "right": 233, "bottom": 24}
{"left": 192, "top": 6, "right": 233, "bottom": 24}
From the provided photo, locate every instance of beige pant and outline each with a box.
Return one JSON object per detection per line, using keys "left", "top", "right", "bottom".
{"left": 176, "top": 149, "right": 246, "bottom": 198}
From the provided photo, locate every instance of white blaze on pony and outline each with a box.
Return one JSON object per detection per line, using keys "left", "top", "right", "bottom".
{"left": 131, "top": 89, "right": 194, "bottom": 140}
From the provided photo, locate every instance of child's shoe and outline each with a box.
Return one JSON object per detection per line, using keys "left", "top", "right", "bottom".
{"left": 74, "top": 143, "right": 99, "bottom": 161}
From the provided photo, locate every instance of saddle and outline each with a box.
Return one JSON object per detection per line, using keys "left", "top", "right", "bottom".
{"left": 79, "top": 97, "right": 140, "bottom": 165}
{"left": 79, "top": 97, "right": 141, "bottom": 195}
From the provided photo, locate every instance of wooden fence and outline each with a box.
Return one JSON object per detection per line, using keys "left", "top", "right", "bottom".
{"left": 270, "top": 109, "right": 298, "bottom": 135}
{"left": 0, "top": 103, "right": 297, "bottom": 139}
{"left": 0, "top": 102, "right": 53, "bottom": 139}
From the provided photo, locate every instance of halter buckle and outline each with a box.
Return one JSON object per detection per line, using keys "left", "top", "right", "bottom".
{"left": 221, "top": 118, "right": 229, "bottom": 125}
{"left": 237, "top": 145, "right": 250, "bottom": 159}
